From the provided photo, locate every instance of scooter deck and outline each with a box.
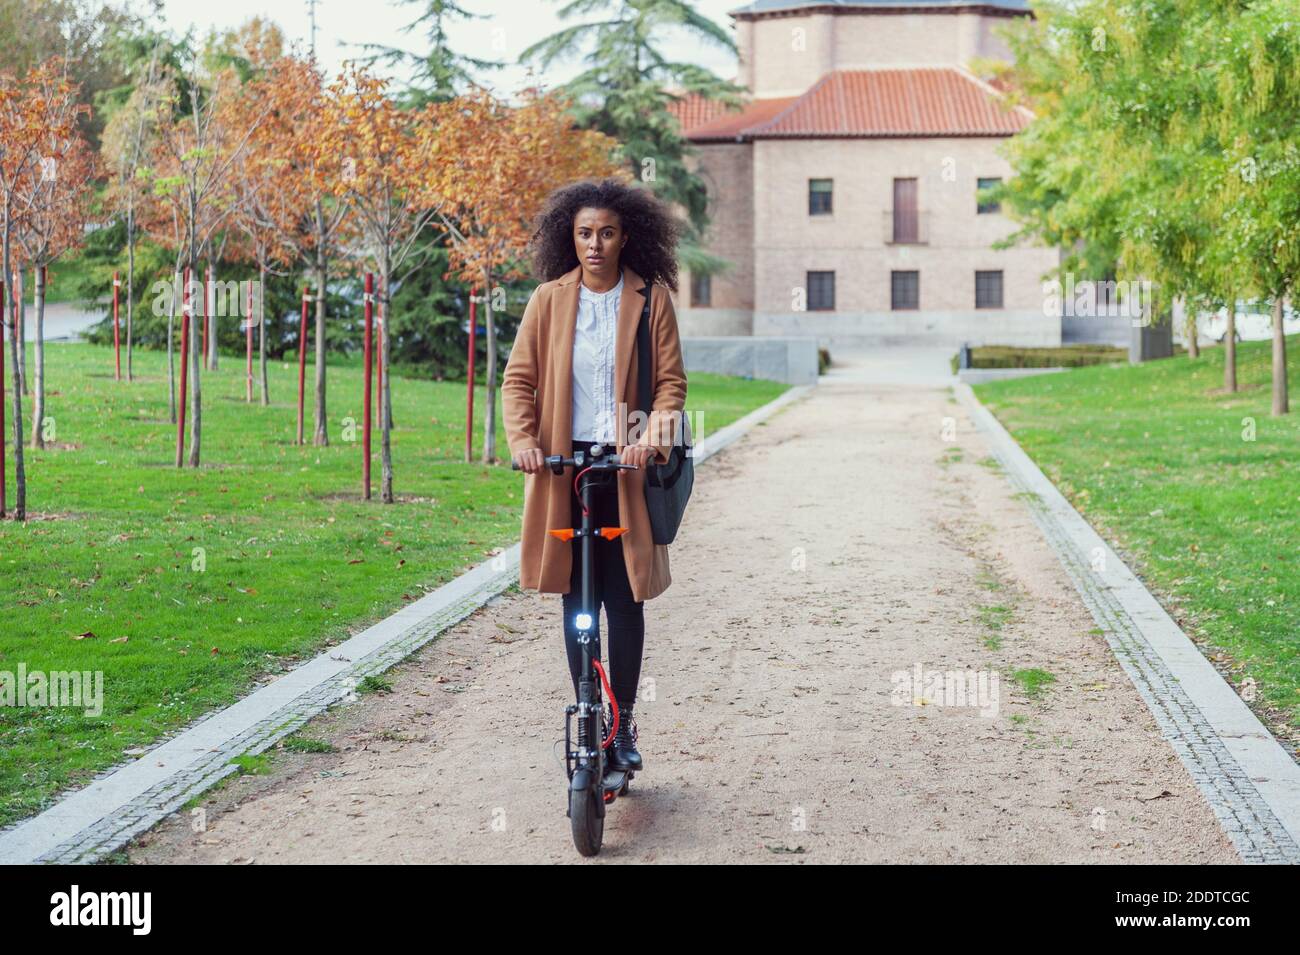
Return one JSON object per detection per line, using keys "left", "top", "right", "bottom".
{"left": 602, "top": 766, "right": 632, "bottom": 802}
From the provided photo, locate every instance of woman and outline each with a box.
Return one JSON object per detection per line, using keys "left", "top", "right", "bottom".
{"left": 502, "top": 177, "right": 689, "bottom": 773}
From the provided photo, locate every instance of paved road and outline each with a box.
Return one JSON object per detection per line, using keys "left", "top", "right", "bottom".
{"left": 129, "top": 352, "right": 1238, "bottom": 863}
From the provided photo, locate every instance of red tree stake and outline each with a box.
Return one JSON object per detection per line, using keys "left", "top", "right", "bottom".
{"left": 376, "top": 274, "right": 384, "bottom": 426}
{"left": 363, "top": 272, "right": 373, "bottom": 500}
{"left": 245, "top": 279, "right": 253, "bottom": 402}
{"left": 1, "top": 277, "right": 6, "bottom": 517}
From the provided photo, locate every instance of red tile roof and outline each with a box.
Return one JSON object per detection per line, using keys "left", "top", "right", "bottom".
{"left": 669, "top": 94, "right": 801, "bottom": 140}
{"left": 669, "top": 68, "right": 1032, "bottom": 141}
{"left": 664, "top": 93, "right": 742, "bottom": 133}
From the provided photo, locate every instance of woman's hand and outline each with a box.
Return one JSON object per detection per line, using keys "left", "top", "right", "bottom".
{"left": 621, "top": 443, "right": 660, "bottom": 470}
{"left": 516, "top": 448, "right": 545, "bottom": 474}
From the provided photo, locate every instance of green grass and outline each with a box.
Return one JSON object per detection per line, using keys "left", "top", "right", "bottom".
{"left": 1011, "top": 668, "right": 1057, "bottom": 699}
{"left": 0, "top": 341, "right": 788, "bottom": 827}
{"left": 356, "top": 674, "right": 393, "bottom": 696}
{"left": 280, "top": 735, "right": 336, "bottom": 754}
{"left": 975, "top": 335, "right": 1300, "bottom": 736}
{"left": 977, "top": 603, "right": 1015, "bottom": 650}
{"left": 227, "top": 753, "right": 272, "bottom": 775}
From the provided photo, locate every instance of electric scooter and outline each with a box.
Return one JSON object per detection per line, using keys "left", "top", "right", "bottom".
{"left": 512, "top": 445, "right": 639, "bottom": 857}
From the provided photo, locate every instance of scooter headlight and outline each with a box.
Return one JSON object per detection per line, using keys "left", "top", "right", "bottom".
{"left": 574, "top": 612, "right": 593, "bottom": 631}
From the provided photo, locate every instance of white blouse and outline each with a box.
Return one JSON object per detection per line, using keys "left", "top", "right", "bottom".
{"left": 571, "top": 271, "right": 623, "bottom": 444}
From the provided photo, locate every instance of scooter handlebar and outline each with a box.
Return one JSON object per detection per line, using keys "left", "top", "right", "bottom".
{"left": 509, "top": 451, "right": 637, "bottom": 472}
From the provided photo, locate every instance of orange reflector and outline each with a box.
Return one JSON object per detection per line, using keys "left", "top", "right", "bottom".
{"left": 600, "top": 527, "right": 629, "bottom": 540}
{"left": 548, "top": 528, "right": 575, "bottom": 541}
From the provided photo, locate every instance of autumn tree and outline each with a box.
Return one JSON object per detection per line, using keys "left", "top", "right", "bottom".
{"left": 416, "top": 86, "right": 623, "bottom": 463}
{"left": 17, "top": 92, "right": 95, "bottom": 450}
{"left": 148, "top": 56, "right": 269, "bottom": 465}
{"left": 101, "top": 43, "right": 166, "bottom": 382}
{"left": 321, "top": 64, "right": 442, "bottom": 501}
{"left": 218, "top": 58, "right": 305, "bottom": 408}
{"left": 249, "top": 53, "right": 352, "bottom": 447}
{"left": 0, "top": 58, "right": 81, "bottom": 519}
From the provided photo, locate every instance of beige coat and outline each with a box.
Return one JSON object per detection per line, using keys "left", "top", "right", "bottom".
{"left": 501, "top": 263, "right": 688, "bottom": 602}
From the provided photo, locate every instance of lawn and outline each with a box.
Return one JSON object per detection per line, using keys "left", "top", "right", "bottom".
{"left": 0, "top": 341, "right": 789, "bottom": 828}
{"left": 974, "top": 335, "right": 1300, "bottom": 748}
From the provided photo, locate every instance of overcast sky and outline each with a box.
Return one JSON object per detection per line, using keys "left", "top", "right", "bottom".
{"left": 155, "top": 0, "right": 744, "bottom": 96}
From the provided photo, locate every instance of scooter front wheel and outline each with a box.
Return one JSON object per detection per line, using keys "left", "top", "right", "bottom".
{"left": 570, "top": 784, "right": 604, "bottom": 856}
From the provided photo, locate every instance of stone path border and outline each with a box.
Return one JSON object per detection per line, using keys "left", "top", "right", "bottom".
{"left": 0, "top": 384, "right": 813, "bottom": 864}
{"left": 956, "top": 382, "right": 1300, "bottom": 864}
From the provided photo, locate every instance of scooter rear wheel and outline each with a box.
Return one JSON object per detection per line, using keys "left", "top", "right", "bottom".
{"left": 570, "top": 785, "right": 604, "bottom": 856}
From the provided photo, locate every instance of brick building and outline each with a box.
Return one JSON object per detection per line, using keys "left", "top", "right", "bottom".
{"left": 667, "top": 0, "right": 1062, "bottom": 349}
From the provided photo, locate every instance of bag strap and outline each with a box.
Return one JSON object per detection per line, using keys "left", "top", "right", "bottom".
{"left": 636, "top": 283, "right": 653, "bottom": 428}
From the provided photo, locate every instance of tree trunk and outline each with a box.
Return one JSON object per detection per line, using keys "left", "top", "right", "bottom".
{"left": 30, "top": 263, "right": 45, "bottom": 449}
{"left": 481, "top": 266, "right": 497, "bottom": 465}
{"left": 1224, "top": 292, "right": 1237, "bottom": 393}
{"left": 379, "top": 275, "right": 393, "bottom": 429}
{"left": 126, "top": 201, "right": 135, "bottom": 382}
{"left": 313, "top": 201, "right": 329, "bottom": 447}
{"left": 3, "top": 207, "right": 27, "bottom": 519}
{"left": 167, "top": 268, "right": 178, "bottom": 422}
{"left": 188, "top": 204, "right": 202, "bottom": 467}
{"left": 187, "top": 201, "right": 201, "bottom": 467}
{"left": 1181, "top": 297, "right": 1199, "bottom": 359}
{"left": 380, "top": 254, "right": 394, "bottom": 503}
{"left": 258, "top": 261, "right": 269, "bottom": 406}
{"left": 188, "top": 276, "right": 202, "bottom": 466}
{"left": 1271, "top": 293, "right": 1289, "bottom": 416}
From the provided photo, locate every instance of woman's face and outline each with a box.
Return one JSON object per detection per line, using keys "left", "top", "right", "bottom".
{"left": 573, "top": 206, "right": 627, "bottom": 285}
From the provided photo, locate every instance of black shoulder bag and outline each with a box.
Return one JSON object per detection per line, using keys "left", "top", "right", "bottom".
{"left": 635, "top": 283, "right": 694, "bottom": 545}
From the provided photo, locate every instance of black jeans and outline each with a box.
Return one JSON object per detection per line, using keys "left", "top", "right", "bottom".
{"left": 561, "top": 439, "right": 646, "bottom": 705}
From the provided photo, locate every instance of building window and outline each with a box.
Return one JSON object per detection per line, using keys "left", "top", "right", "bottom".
{"left": 977, "top": 177, "right": 1002, "bottom": 214}
{"left": 891, "top": 271, "right": 919, "bottom": 310}
{"left": 690, "top": 271, "right": 711, "bottom": 307}
{"left": 892, "top": 177, "right": 919, "bottom": 243}
{"left": 806, "top": 271, "right": 835, "bottom": 310}
{"left": 975, "top": 270, "right": 1004, "bottom": 309}
{"left": 809, "top": 179, "right": 833, "bottom": 215}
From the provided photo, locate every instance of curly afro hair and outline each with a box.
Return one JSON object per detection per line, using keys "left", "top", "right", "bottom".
{"left": 527, "top": 177, "right": 683, "bottom": 292}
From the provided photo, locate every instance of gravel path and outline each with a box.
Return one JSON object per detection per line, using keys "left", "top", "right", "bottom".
{"left": 130, "top": 366, "right": 1239, "bottom": 863}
